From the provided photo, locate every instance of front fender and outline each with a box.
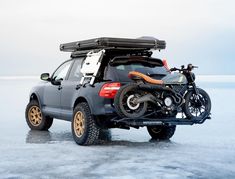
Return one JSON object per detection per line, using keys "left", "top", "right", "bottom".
{"left": 29, "top": 85, "right": 45, "bottom": 108}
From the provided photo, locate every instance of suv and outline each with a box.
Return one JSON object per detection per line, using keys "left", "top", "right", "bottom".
{"left": 25, "top": 37, "right": 205, "bottom": 145}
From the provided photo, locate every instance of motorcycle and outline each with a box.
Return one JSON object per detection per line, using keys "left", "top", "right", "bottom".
{"left": 114, "top": 64, "right": 211, "bottom": 120}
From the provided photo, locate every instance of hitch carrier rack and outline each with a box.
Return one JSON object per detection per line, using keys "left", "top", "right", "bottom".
{"left": 111, "top": 115, "right": 211, "bottom": 127}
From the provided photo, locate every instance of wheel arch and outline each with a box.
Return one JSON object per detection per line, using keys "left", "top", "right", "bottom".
{"left": 73, "top": 96, "right": 94, "bottom": 113}
{"left": 29, "top": 92, "right": 42, "bottom": 108}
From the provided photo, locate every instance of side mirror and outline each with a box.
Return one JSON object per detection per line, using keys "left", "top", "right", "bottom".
{"left": 40, "top": 73, "right": 50, "bottom": 81}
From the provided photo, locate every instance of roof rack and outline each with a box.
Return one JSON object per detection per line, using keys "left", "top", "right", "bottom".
{"left": 60, "top": 37, "right": 166, "bottom": 52}
{"left": 70, "top": 48, "right": 153, "bottom": 58}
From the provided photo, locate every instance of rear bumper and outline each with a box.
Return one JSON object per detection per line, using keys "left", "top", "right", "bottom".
{"left": 91, "top": 99, "right": 116, "bottom": 115}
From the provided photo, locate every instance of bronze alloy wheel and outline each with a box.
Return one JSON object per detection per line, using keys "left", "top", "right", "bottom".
{"left": 28, "top": 106, "right": 42, "bottom": 126}
{"left": 72, "top": 102, "right": 100, "bottom": 145}
{"left": 73, "top": 111, "right": 85, "bottom": 138}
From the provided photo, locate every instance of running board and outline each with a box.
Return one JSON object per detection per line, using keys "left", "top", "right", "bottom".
{"left": 112, "top": 116, "right": 211, "bottom": 127}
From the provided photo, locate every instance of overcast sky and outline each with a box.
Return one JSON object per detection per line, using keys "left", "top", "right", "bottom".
{"left": 0, "top": 0, "right": 235, "bottom": 76}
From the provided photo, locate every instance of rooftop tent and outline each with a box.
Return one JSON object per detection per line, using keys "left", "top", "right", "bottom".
{"left": 60, "top": 37, "right": 166, "bottom": 52}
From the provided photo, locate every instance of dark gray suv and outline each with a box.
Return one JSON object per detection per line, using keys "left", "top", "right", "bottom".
{"left": 26, "top": 37, "right": 199, "bottom": 145}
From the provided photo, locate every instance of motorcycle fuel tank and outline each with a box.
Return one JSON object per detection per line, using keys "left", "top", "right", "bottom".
{"left": 162, "top": 72, "right": 187, "bottom": 85}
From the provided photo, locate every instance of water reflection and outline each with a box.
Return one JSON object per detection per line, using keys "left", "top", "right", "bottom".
{"left": 26, "top": 129, "right": 174, "bottom": 147}
{"left": 26, "top": 129, "right": 113, "bottom": 144}
{"left": 26, "top": 130, "right": 73, "bottom": 144}
{"left": 98, "top": 138, "right": 174, "bottom": 147}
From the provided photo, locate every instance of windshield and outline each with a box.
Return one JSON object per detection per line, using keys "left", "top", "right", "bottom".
{"left": 104, "top": 62, "right": 169, "bottom": 82}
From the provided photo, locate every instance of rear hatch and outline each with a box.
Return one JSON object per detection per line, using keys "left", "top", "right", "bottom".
{"left": 104, "top": 56, "right": 169, "bottom": 82}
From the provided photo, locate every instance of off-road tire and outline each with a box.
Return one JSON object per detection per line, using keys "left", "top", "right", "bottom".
{"left": 25, "top": 100, "right": 53, "bottom": 130}
{"left": 72, "top": 102, "right": 100, "bottom": 145}
{"left": 147, "top": 125, "right": 176, "bottom": 140}
{"left": 114, "top": 83, "right": 148, "bottom": 118}
{"left": 183, "top": 88, "right": 211, "bottom": 119}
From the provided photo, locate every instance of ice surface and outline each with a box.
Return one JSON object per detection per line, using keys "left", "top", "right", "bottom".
{"left": 0, "top": 77, "right": 235, "bottom": 178}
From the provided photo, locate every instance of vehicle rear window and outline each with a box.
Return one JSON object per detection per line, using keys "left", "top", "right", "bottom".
{"left": 104, "top": 62, "right": 169, "bottom": 82}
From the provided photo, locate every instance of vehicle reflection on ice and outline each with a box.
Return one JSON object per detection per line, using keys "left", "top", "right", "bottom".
{"left": 26, "top": 128, "right": 175, "bottom": 147}
{"left": 26, "top": 130, "right": 73, "bottom": 144}
{"left": 25, "top": 129, "right": 113, "bottom": 144}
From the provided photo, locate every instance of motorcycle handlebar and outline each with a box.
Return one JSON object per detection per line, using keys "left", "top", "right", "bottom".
{"left": 170, "top": 67, "right": 178, "bottom": 71}
{"left": 170, "top": 64, "right": 198, "bottom": 72}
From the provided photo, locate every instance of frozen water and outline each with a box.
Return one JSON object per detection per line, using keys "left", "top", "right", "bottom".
{"left": 0, "top": 77, "right": 235, "bottom": 178}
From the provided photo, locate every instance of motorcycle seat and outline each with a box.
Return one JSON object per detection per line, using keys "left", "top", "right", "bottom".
{"left": 128, "top": 71, "right": 164, "bottom": 85}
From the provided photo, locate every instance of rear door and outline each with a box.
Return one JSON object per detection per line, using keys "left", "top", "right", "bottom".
{"left": 60, "top": 57, "right": 84, "bottom": 120}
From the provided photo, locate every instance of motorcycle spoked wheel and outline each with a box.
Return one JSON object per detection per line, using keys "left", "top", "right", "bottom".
{"left": 114, "top": 84, "right": 148, "bottom": 118}
{"left": 183, "top": 88, "right": 211, "bottom": 119}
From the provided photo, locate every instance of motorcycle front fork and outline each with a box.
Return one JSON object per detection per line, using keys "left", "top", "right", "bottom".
{"left": 191, "top": 82, "right": 199, "bottom": 95}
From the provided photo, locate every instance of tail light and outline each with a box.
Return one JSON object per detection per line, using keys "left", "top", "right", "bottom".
{"left": 162, "top": 59, "right": 170, "bottom": 71}
{"left": 99, "top": 82, "right": 121, "bottom": 98}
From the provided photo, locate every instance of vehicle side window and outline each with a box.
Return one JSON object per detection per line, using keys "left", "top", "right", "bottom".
{"left": 68, "top": 58, "right": 84, "bottom": 81}
{"left": 52, "top": 61, "right": 72, "bottom": 81}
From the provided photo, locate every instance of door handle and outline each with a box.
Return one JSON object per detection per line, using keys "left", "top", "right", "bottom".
{"left": 75, "top": 84, "right": 81, "bottom": 90}
{"left": 58, "top": 86, "right": 62, "bottom": 90}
